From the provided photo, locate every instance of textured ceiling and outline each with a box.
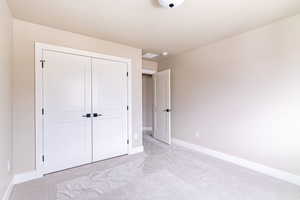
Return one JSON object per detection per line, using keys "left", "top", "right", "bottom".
{"left": 8, "top": 0, "right": 300, "bottom": 60}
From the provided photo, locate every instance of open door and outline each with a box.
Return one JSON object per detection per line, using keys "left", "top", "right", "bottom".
{"left": 154, "top": 69, "right": 171, "bottom": 144}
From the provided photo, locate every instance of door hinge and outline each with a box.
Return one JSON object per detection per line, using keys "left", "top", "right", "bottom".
{"left": 126, "top": 72, "right": 128, "bottom": 77}
{"left": 42, "top": 155, "right": 45, "bottom": 162}
{"left": 40, "top": 60, "right": 45, "bottom": 68}
{"left": 42, "top": 108, "right": 45, "bottom": 115}
{"left": 127, "top": 139, "right": 129, "bottom": 144}
{"left": 127, "top": 106, "right": 129, "bottom": 111}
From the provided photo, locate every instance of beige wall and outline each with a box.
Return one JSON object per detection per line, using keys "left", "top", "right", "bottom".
{"left": 142, "top": 59, "right": 158, "bottom": 71}
{"left": 13, "top": 19, "right": 143, "bottom": 174}
{"left": 0, "top": 0, "right": 13, "bottom": 198}
{"left": 142, "top": 75, "right": 154, "bottom": 128}
{"left": 159, "top": 14, "right": 300, "bottom": 176}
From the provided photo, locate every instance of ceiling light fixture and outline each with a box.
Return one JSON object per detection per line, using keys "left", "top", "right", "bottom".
{"left": 162, "top": 52, "right": 169, "bottom": 56}
{"left": 142, "top": 53, "right": 159, "bottom": 59}
{"left": 158, "top": 0, "right": 185, "bottom": 8}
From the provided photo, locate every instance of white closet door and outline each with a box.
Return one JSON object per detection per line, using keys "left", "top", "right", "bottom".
{"left": 92, "top": 58, "right": 128, "bottom": 162}
{"left": 43, "top": 50, "right": 92, "bottom": 174}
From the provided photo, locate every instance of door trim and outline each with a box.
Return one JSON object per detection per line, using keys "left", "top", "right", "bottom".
{"left": 142, "top": 68, "right": 156, "bottom": 75}
{"left": 35, "top": 42, "right": 133, "bottom": 175}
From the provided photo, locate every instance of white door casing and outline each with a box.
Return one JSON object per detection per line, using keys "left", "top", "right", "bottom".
{"left": 154, "top": 69, "right": 171, "bottom": 144}
{"left": 43, "top": 50, "right": 92, "bottom": 174}
{"left": 35, "top": 43, "right": 133, "bottom": 175}
{"left": 92, "top": 58, "right": 128, "bottom": 161}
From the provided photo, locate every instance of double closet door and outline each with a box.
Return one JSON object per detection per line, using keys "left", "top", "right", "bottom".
{"left": 43, "top": 50, "right": 128, "bottom": 174}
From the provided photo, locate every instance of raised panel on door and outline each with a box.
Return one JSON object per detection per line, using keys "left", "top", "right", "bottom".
{"left": 43, "top": 50, "right": 92, "bottom": 174}
{"left": 154, "top": 69, "right": 171, "bottom": 144}
{"left": 92, "top": 58, "right": 128, "bottom": 161}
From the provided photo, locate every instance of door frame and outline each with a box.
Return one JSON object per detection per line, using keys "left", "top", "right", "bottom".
{"left": 153, "top": 69, "right": 172, "bottom": 144}
{"left": 142, "top": 68, "right": 156, "bottom": 75}
{"left": 35, "top": 42, "right": 133, "bottom": 175}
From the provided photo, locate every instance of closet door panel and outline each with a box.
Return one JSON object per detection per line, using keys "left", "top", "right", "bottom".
{"left": 43, "top": 50, "right": 92, "bottom": 174}
{"left": 92, "top": 58, "right": 128, "bottom": 161}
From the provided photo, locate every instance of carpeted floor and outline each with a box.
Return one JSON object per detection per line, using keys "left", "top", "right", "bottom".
{"left": 10, "top": 134, "right": 300, "bottom": 200}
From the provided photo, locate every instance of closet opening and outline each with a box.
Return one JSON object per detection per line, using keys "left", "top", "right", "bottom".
{"left": 35, "top": 43, "right": 133, "bottom": 175}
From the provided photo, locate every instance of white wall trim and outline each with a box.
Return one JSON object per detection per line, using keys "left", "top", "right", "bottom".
{"left": 143, "top": 126, "right": 153, "bottom": 131}
{"left": 13, "top": 171, "right": 43, "bottom": 185}
{"left": 35, "top": 42, "right": 133, "bottom": 175}
{"left": 172, "top": 138, "right": 300, "bottom": 186}
{"left": 142, "top": 68, "right": 156, "bottom": 75}
{"left": 128, "top": 146, "right": 144, "bottom": 155}
{"left": 1, "top": 171, "right": 43, "bottom": 200}
{"left": 126, "top": 59, "right": 133, "bottom": 156}
{"left": 2, "top": 179, "right": 14, "bottom": 200}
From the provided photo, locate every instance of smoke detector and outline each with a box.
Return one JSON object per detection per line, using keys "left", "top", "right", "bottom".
{"left": 158, "top": 0, "right": 185, "bottom": 8}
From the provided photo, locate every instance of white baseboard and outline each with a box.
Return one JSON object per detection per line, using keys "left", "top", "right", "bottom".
{"left": 1, "top": 171, "right": 42, "bottom": 200}
{"left": 143, "top": 127, "right": 153, "bottom": 131}
{"left": 2, "top": 179, "right": 14, "bottom": 200}
{"left": 129, "top": 146, "right": 144, "bottom": 155}
{"left": 13, "top": 171, "right": 43, "bottom": 185}
{"left": 172, "top": 138, "right": 300, "bottom": 186}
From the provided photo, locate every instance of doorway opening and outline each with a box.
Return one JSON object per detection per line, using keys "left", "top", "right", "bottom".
{"left": 142, "top": 68, "right": 171, "bottom": 144}
{"left": 142, "top": 73, "right": 155, "bottom": 138}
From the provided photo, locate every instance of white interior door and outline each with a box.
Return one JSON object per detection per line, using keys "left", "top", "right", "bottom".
{"left": 43, "top": 50, "right": 92, "bottom": 174}
{"left": 92, "top": 58, "right": 128, "bottom": 161}
{"left": 154, "top": 69, "right": 171, "bottom": 144}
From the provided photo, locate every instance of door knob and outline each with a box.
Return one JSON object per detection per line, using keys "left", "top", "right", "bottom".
{"left": 93, "top": 113, "right": 102, "bottom": 117}
{"left": 164, "top": 109, "right": 171, "bottom": 112}
{"left": 82, "top": 113, "right": 91, "bottom": 118}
